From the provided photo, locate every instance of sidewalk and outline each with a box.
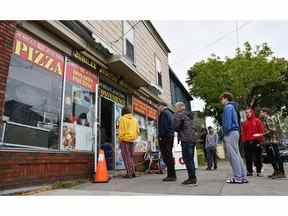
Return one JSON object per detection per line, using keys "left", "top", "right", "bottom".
{"left": 34, "top": 161, "right": 288, "bottom": 196}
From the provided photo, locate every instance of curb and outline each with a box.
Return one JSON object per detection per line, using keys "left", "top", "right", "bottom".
{"left": 0, "top": 185, "right": 53, "bottom": 196}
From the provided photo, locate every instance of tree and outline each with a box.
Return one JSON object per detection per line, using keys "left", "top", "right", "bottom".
{"left": 187, "top": 42, "right": 288, "bottom": 123}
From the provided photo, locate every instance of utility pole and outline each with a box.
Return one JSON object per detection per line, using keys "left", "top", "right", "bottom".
{"left": 236, "top": 20, "right": 239, "bottom": 48}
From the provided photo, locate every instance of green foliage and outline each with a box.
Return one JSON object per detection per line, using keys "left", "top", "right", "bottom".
{"left": 187, "top": 42, "right": 288, "bottom": 122}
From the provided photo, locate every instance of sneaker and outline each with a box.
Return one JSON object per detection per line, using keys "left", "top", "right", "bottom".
{"left": 123, "top": 174, "right": 134, "bottom": 179}
{"left": 242, "top": 178, "right": 249, "bottom": 183}
{"left": 206, "top": 167, "right": 212, "bottom": 171}
{"left": 257, "top": 173, "right": 264, "bottom": 177}
{"left": 226, "top": 177, "right": 243, "bottom": 184}
{"left": 272, "top": 172, "right": 286, "bottom": 179}
{"left": 162, "top": 176, "right": 177, "bottom": 182}
{"left": 268, "top": 172, "right": 277, "bottom": 178}
{"left": 182, "top": 177, "right": 197, "bottom": 185}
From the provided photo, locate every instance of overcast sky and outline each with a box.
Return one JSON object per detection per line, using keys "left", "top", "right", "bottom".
{"left": 152, "top": 20, "right": 288, "bottom": 112}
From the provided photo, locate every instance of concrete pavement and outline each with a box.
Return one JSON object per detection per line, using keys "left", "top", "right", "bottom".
{"left": 36, "top": 162, "right": 288, "bottom": 195}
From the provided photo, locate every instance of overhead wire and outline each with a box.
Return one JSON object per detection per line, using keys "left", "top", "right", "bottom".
{"left": 171, "top": 20, "right": 253, "bottom": 68}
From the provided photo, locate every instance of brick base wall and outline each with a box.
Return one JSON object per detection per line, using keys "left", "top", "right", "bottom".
{"left": 0, "top": 151, "right": 94, "bottom": 190}
{"left": 0, "top": 21, "right": 17, "bottom": 124}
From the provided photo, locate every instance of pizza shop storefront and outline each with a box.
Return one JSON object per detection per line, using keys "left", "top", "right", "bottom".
{"left": 0, "top": 29, "right": 100, "bottom": 189}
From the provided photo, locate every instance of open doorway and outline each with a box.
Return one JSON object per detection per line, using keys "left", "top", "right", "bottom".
{"left": 100, "top": 97, "right": 114, "bottom": 170}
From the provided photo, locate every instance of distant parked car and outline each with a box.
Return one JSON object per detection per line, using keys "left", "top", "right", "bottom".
{"left": 262, "top": 139, "right": 288, "bottom": 163}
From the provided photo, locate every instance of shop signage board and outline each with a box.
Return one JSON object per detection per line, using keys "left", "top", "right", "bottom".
{"left": 132, "top": 96, "right": 158, "bottom": 121}
{"left": 72, "top": 50, "right": 98, "bottom": 70}
{"left": 13, "top": 30, "right": 64, "bottom": 76}
{"left": 99, "top": 82, "right": 126, "bottom": 106}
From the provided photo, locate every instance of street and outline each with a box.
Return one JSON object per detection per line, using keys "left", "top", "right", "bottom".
{"left": 36, "top": 162, "right": 288, "bottom": 196}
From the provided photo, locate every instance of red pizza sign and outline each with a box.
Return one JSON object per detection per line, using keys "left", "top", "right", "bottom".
{"left": 13, "top": 31, "right": 64, "bottom": 76}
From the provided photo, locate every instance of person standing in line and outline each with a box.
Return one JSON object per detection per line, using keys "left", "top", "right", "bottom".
{"left": 118, "top": 106, "right": 140, "bottom": 178}
{"left": 200, "top": 128, "right": 208, "bottom": 162}
{"left": 173, "top": 102, "right": 197, "bottom": 185}
{"left": 158, "top": 102, "right": 177, "bottom": 181}
{"left": 242, "top": 107, "right": 264, "bottom": 177}
{"left": 205, "top": 126, "right": 218, "bottom": 170}
{"left": 260, "top": 107, "right": 286, "bottom": 179}
{"left": 220, "top": 92, "right": 248, "bottom": 184}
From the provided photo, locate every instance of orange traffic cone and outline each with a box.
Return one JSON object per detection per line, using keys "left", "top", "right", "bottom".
{"left": 94, "top": 149, "right": 111, "bottom": 183}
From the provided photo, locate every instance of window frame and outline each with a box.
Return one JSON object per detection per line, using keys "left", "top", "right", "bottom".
{"left": 154, "top": 54, "right": 163, "bottom": 88}
{"left": 122, "top": 20, "right": 135, "bottom": 64}
{"left": 1, "top": 31, "right": 99, "bottom": 153}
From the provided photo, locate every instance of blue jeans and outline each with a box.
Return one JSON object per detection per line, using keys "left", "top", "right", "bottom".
{"left": 181, "top": 142, "right": 196, "bottom": 178}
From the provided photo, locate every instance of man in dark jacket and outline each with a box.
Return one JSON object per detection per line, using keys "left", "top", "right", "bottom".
{"left": 173, "top": 102, "right": 197, "bottom": 185}
{"left": 158, "top": 102, "right": 176, "bottom": 181}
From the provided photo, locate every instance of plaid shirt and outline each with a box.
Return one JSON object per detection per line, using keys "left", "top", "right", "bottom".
{"left": 263, "top": 116, "right": 280, "bottom": 144}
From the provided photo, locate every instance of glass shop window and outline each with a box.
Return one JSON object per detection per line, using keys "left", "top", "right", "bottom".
{"left": 3, "top": 53, "right": 63, "bottom": 149}
{"left": 61, "top": 61, "right": 97, "bottom": 152}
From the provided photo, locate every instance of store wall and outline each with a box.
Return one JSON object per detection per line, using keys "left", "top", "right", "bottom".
{"left": 0, "top": 151, "right": 94, "bottom": 190}
{"left": 81, "top": 20, "right": 172, "bottom": 104}
{"left": 134, "top": 22, "right": 171, "bottom": 104}
{"left": 0, "top": 21, "right": 17, "bottom": 124}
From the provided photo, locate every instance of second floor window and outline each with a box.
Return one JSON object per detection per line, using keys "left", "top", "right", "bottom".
{"left": 155, "top": 56, "right": 162, "bottom": 87}
{"left": 123, "top": 21, "right": 135, "bottom": 63}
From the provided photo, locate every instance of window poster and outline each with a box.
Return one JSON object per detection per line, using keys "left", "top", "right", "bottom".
{"left": 173, "top": 132, "right": 198, "bottom": 170}
{"left": 62, "top": 122, "right": 94, "bottom": 151}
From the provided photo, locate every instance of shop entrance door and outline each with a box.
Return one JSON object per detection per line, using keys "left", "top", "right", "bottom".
{"left": 100, "top": 97, "right": 114, "bottom": 170}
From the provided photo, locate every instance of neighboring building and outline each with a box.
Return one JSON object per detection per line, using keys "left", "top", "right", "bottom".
{"left": 169, "top": 66, "right": 193, "bottom": 111}
{"left": 0, "top": 20, "right": 171, "bottom": 189}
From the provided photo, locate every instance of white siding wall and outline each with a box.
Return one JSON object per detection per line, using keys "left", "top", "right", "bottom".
{"left": 81, "top": 20, "right": 171, "bottom": 104}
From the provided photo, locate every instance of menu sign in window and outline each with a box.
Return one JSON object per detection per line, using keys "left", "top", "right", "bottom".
{"left": 66, "top": 62, "right": 98, "bottom": 92}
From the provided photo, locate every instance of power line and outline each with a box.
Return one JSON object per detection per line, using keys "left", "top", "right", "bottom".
{"left": 190, "top": 21, "right": 253, "bottom": 57}
{"left": 236, "top": 21, "right": 240, "bottom": 48}
{"left": 112, "top": 21, "right": 141, "bottom": 44}
{"left": 172, "top": 21, "right": 253, "bottom": 67}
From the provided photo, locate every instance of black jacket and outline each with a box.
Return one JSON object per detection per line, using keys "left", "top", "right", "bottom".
{"left": 173, "top": 111, "right": 196, "bottom": 143}
{"left": 158, "top": 108, "right": 174, "bottom": 138}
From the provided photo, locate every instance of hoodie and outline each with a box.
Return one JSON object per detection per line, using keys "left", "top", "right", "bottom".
{"left": 173, "top": 111, "right": 197, "bottom": 143}
{"left": 119, "top": 113, "right": 140, "bottom": 142}
{"left": 222, "top": 101, "right": 240, "bottom": 136}
{"left": 242, "top": 110, "right": 264, "bottom": 143}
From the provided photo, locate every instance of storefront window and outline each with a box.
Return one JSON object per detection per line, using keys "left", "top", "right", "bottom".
{"left": 61, "top": 61, "right": 97, "bottom": 151}
{"left": 3, "top": 31, "right": 64, "bottom": 149}
{"left": 132, "top": 96, "right": 158, "bottom": 153}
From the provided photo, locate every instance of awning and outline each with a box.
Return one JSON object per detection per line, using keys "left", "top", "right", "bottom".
{"left": 108, "top": 55, "right": 151, "bottom": 89}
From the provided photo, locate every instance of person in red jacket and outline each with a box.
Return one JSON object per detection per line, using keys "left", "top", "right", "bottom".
{"left": 242, "top": 108, "right": 264, "bottom": 177}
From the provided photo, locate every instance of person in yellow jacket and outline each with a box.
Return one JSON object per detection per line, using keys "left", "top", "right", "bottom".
{"left": 118, "top": 106, "right": 140, "bottom": 178}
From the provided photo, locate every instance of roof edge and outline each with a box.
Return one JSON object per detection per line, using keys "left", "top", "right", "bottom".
{"left": 144, "top": 21, "right": 171, "bottom": 53}
{"left": 169, "top": 66, "right": 193, "bottom": 101}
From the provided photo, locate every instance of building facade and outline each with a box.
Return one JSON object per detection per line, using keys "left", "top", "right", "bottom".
{"left": 169, "top": 67, "right": 192, "bottom": 111}
{"left": 0, "top": 20, "right": 171, "bottom": 189}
